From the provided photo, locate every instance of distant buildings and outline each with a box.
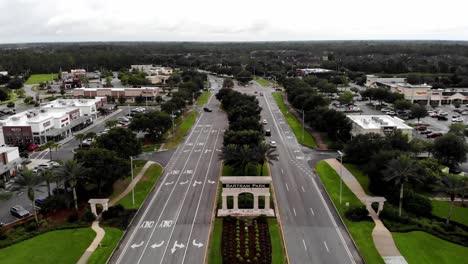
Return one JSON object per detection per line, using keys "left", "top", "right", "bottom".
{"left": 130, "top": 65, "right": 173, "bottom": 75}
{"left": 0, "top": 97, "right": 106, "bottom": 146}
{"left": 72, "top": 87, "right": 160, "bottom": 102}
{"left": 146, "top": 75, "right": 170, "bottom": 85}
{"left": 296, "top": 68, "right": 333, "bottom": 76}
{"left": 347, "top": 115, "right": 414, "bottom": 139}
{"left": 365, "top": 75, "right": 406, "bottom": 88}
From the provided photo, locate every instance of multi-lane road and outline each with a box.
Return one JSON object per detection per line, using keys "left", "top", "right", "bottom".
{"left": 109, "top": 76, "right": 227, "bottom": 264}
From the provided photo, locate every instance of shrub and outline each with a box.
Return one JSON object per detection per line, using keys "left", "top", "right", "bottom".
{"left": 82, "top": 210, "right": 96, "bottom": 222}
{"left": 67, "top": 213, "right": 79, "bottom": 223}
{"left": 404, "top": 192, "right": 432, "bottom": 216}
{"left": 345, "top": 206, "right": 370, "bottom": 222}
{"left": 25, "top": 222, "right": 38, "bottom": 232}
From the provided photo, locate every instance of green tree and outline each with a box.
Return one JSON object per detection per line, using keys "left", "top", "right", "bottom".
{"left": 338, "top": 91, "right": 354, "bottom": 105}
{"left": 253, "top": 142, "right": 278, "bottom": 176}
{"left": 440, "top": 174, "right": 464, "bottom": 225}
{"left": 0, "top": 88, "right": 9, "bottom": 101}
{"left": 42, "top": 169, "right": 56, "bottom": 196}
{"left": 448, "top": 123, "right": 466, "bottom": 137}
{"left": 95, "top": 127, "right": 142, "bottom": 159}
{"left": 75, "top": 133, "right": 86, "bottom": 149}
{"left": 383, "top": 155, "right": 419, "bottom": 217}
{"left": 410, "top": 103, "right": 428, "bottom": 123}
{"left": 393, "top": 99, "right": 412, "bottom": 110}
{"left": 105, "top": 120, "right": 118, "bottom": 129}
{"left": 129, "top": 110, "right": 172, "bottom": 142}
{"left": 10, "top": 169, "right": 45, "bottom": 223}
{"left": 56, "top": 160, "right": 87, "bottom": 210}
{"left": 235, "top": 70, "right": 253, "bottom": 85}
{"left": 223, "top": 78, "right": 234, "bottom": 89}
{"left": 433, "top": 133, "right": 468, "bottom": 172}
{"left": 44, "top": 141, "right": 60, "bottom": 161}
{"left": 118, "top": 96, "right": 126, "bottom": 104}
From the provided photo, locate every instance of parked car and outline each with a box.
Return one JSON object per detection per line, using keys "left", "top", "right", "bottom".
{"left": 452, "top": 117, "right": 463, "bottom": 123}
{"left": 269, "top": 141, "right": 277, "bottom": 148}
{"left": 420, "top": 130, "right": 433, "bottom": 135}
{"left": 10, "top": 205, "right": 30, "bottom": 218}
{"left": 28, "top": 144, "right": 39, "bottom": 151}
{"left": 416, "top": 126, "right": 427, "bottom": 131}
{"left": 47, "top": 161, "right": 61, "bottom": 168}
{"left": 427, "top": 132, "right": 443, "bottom": 139}
{"left": 35, "top": 198, "right": 45, "bottom": 208}
{"left": 429, "top": 112, "right": 439, "bottom": 118}
{"left": 262, "top": 119, "right": 268, "bottom": 125}
{"left": 437, "top": 116, "right": 448, "bottom": 121}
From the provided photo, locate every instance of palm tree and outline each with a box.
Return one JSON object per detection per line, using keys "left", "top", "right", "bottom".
{"left": 383, "top": 155, "right": 419, "bottom": 217}
{"left": 254, "top": 142, "right": 278, "bottom": 176}
{"left": 105, "top": 120, "right": 118, "bottom": 129}
{"left": 41, "top": 169, "right": 56, "bottom": 196}
{"left": 56, "top": 160, "right": 86, "bottom": 210}
{"left": 10, "top": 169, "right": 45, "bottom": 223}
{"left": 440, "top": 174, "right": 464, "bottom": 225}
{"left": 44, "top": 141, "right": 60, "bottom": 160}
{"left": 220, "top": 144, "right": 239, "bottom": 166}
{"left": 238, "top": 145, "right": 252, "bottom": 175}
{"left": 75, "top": 133, "right": 86, "bottom": 149}
{"left": 85, "top": 131, "right": 97, "bottom": 141}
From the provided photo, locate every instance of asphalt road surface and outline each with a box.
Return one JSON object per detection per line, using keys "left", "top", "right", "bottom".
{"left": 109, "top": 76, "right": 227, "bottom": 264}
{"left": 236, "top": 82, "right": 363, "bottom": 264}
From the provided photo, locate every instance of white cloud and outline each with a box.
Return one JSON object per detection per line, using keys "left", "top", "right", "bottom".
{"left": 0, "top": 0, "right": 467, "bottom": 43}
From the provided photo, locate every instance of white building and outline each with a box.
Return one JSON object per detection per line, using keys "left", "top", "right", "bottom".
{"left": 296, "top": 68, "right": 332, "bottom": 75}
{"left": 347, "top": 115, "right": 414, "bottom": 139}
{"left": 365, "top": 75, "right": 406, "bottom": 87}
{"left": 130, "top": 65, "right": 173, "bottom": 75}
{"left": 0, "top": 146, "right": 21, "bottom": 183}
{"left": 0, "top": 97, "right": 106, "bottom": 146}
{"left": 73, "top": 87, "right": 159, "bottom": 102}
{"left": 0, "top": 71, "right": 8, "bottom": 76}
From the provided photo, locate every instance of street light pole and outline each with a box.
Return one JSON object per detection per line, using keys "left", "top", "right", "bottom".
{"left": 337, "top": 150, "right": 343, "bottom": 204}
{"left": 171, "top": 111, "right": 175, "bottom": 136}
{"left": 130, "top": 156, "right": 135, "bottom": 206}
{"left": 301, "top": 109, "right": 305, "bottom": 142}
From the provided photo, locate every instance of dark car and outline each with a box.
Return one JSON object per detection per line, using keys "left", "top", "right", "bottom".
{"left": 203, "top": 107, "right": 212, "bottom": 112}
{"left": 35, "top": 198, "right": 45, "bottom": 208}
{"left": 437, "top": 116, "right": 448, "bottom": 121}
{"left": 265, "top": 129, "right": 271, "bottom": 136}
{"left": 427, "top": 132, "right": 443, "bottom": 139}
{"left": 420, "top": 130, "right": 433, "bottom": 135}
{"left": 10, "top": 205, "right": 30, "bottom": 218}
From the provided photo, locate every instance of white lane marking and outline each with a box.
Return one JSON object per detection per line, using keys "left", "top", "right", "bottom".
{"left": 192, "top": 239, "right": 204, "bottom": 248}
{"left": 324, "top": 241, "right": 330, "bottom": 252}
{"left": 207, "top": 180, "right": 215, "bottom": 184}
{"left": 179, "top": 180, "right": 189, "bottom": 185}
{"left": 164, "top": 181, "right": 174, "bottom": 186}
{"left": 140, "top": 221, "right": 154, "bottom": 228}
{"left": 281, "top": 169, "right": 284, "bottom": 175}
{"left": 151, "top": 241, "right": 164, "bottom": 248}
{"left": 192, "top": 180, "right": 202, "bottom": 187}
{"left": 301, "top": 186, "right": 305, "bottom": 192}
{"left": 131, "top": 241, "right": 144, "bottom": 249}
{"left": 302, "top": 239, "right": 308, "bottom": 251}
{"left": 310, "top": 208, "right": 315, "bottom": 216}
{"left": 171, "top": 241, "right": 185, "bottom": 254}
{"left": 285, "top": 183, "right": 289, "bottom": 192}
{"left": 159, "top": 220, "right": 173, "bottom": 228}
{"left": 293, "top": 208, "right": 297, "bottom": 216}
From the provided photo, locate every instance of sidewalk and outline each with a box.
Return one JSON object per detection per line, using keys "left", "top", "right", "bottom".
{"left": 325, "top": 159, "right": 408, "bottom": 264}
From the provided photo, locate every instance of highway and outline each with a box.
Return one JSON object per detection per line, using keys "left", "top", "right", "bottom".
{"left": 109, "top": 76, "right": 227, "bottom": 264}
{"left": 236, "top": 82, "right": 363, "bottom": 264}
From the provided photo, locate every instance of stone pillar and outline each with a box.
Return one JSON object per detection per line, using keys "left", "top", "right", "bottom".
{"left": 265, "top": 195, "right": 270, "bottom": 210}
{"left": 377, "top": 202, "right": 384, "bottom": 215}
{"left": 253, "top": 195, "right": 259, "bottom": 210}
{"left": 91, "top": 203, "right": 97, "bottom": 216}
{"left": 233, "top": 195, "right": 238, "bottom": 210}
{"left": 222, "top": 195, "right": 227, "bottom": 210}
{"left": 103, "top": 202, "right": 109, "bottom": 212}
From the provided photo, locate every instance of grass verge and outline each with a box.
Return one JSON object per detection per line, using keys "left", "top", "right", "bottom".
{"left": 197, "top": 91, "right": 211, "bottom": 106}
{"left": 268, "top": 218, "right": 286, "bottom": 264}
{"left": 25, "top": 74, "right": 58, "bottom": 84}
{"left": 315, "top": 161, "right": 384, "bottom": 264}
{"left": 87, "top": 227, "right": 124, "bottom": 264}
{"left": 165, "top": 110, "right": 199, "bottom": 149}
{"left": 393, "top": 231, "right": 468, "bottom": 264}
{"left": 118, "top": 163, "right": 164, "bottom": 209}
{"left": 431, "top": 200, "right": 468, "bottom": 226}
{"left": 142, "top": 143, "right": 160, "bottom": 152}
{"left": 254, "top": 77, "right": 271, "bottom": 87}
{"left": 272, "top": 92, "right": 317, "bottom": 148}
{"left": 208, "top": 218, "right": 223, "bottom": 264}
{"left": 109, "top": 160, "right": 147, "bottom": 201}
{"left": 344, "top": 163, "right": 371, "bottom": 195}
{"left": 0, "top": 228, "right": 94, "bottom": 264}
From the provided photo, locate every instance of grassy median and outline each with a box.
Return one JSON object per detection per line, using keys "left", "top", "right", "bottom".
{"left": 315, "top": 161, "right": 384, "bottom": 264}
{"left": 268, "top": 218, "right": 286, "bottom": 264}
{"left": 25, "top": 73, "right": 58, "bottom": 84}
{"left": 118, "top": 163, "right": 164, "bottom": 209}
{"left": 0, "top": 228, "right": 95, "bottom": 264}
{"left": 208, "top": 218, "right": 223, "bottom": 264}
{"left": 272, "top": 92, "right": 317, "bottom": 148}
{"left": 431, "top": 200, "right": 468, "bottom": 226}
{"left": 197, "top": 91, "right": 211, "bottom": 106}
{"left": 87, "top": 227, "right": 124, "bottom": 264}
{"left": 165, "top": 110, "right": 199, "bottom": 149}
{"left": 254, "top": 77, "right": 271, "bottom": 87}
{"left": 393, "top": 231, "right": 468, "bottom": 264}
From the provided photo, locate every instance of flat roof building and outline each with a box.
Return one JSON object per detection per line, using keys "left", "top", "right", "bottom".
{"left": 72, "top": 87, "right": 159, "bottom": 102}
{"left": 365, "top": 75, "right": 407, "bottom": 88}
{"left": 0, "top": 146, "right": 21, "bottom": 183}
{"left": 347, "top": 115, "right": 413, "bottom": 139}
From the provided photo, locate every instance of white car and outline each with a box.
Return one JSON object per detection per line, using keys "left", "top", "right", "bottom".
{"left": 452, "top": 117, "right": 463, "bottom": 123}
{"left": 262, "top": 119, "right": 268, "bottom": 125}
{"left": 269, "top": 141, "right": 277, "bottom": 148}
{"left": 47, "top": 161, "right": 61, "bottom": 168}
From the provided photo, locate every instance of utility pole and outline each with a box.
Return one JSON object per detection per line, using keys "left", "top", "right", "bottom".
{"left": 337, "top": 151, "right": 344, "bottom": 204}
{"left": 130, "top": 156, "right": 135, "bottom": 206}
{"left": 302, "top": 109, "right": 305, "bottom": 142}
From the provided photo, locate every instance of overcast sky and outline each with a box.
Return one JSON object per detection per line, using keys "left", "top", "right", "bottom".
{"left": 1, "top": 0, "right": 467, "bottom": 43}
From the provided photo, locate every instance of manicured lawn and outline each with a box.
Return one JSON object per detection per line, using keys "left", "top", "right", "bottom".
{"left": 344, "top": 163, "right": 371, "bottom": 195}
{"left": 272, "top": 92, "right": 317, "bottom": 148}
{"left": 165, "top": 110, "right": 199, "bottom": 149}
{"left": 109, "top": 160, "right": 147, "bottom": 201}
{"left": 268, "top": 218, "right": 286, "bottom": 264}
{"left": 393, "top": 231, "right": 468, "bottom": 264}
{"left": 118, "top": 164, "right": 163, "bottom": 209}
{"left": 87, "top": 227, "right": 124, "bottom": 264}
{"left": 25, "top": 74, "right": 58, "bottom": 84}
{"left": 196, "top": 91, "right": 211, "bottom": 106}
{"left": 315, "top": 161, "right": 384, "bottom": 264}
{"left": 431, "top": 200, "right": 468, "bottom": 226}
{"left": 254, "top": 77, "right": 271, "bottom": 87}
{"left": 0, "top": 228, "right": 95, "bottom": 264}
{"left": 142, "top": 143, "right": 160, "bottom": 152}
{"left": 208, "top": 218, "right": 223, "bottom": 264}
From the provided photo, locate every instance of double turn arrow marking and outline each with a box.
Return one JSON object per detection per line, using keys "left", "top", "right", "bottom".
{"left": 131, "top": 241, "right": 144, "bottom": 249}
{"left": 192, "top": 181, "right": 202, "bottom": 187}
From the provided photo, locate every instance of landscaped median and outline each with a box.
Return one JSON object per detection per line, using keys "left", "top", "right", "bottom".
{"left": 254, "top": 77, "right": 271, "bottom": 87}
{"left": 315, "top": 161, "right": 384, "bottom": 264}
{"left": 271, "top": 92, "right": 317, "bottom": 148}
{"left": 164, "top": 110, "right": 199, "bottom": 149}
{"left": 196, "top": 91, "right": 211, "bottom": 106}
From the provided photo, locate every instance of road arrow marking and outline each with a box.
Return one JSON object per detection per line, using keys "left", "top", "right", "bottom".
{"left": 171, "top": 241, "right": 185, "bottom": 254}
{"left": 194, "top": 149, "right": 201, "bottom": 152}
{"left": 207, "top": 180, "right": 215, "bottom": 184}
{"left": 193, "top": 181, "right": 202, "bottom": 187}
{"left": 165, "top": 181, "right": 174, "bottom": 186}
{"left": 216, "top": 148, "right": 222, "bottom": 152}
{"left": 192, "top": 239, "right": 204, "bottom": 248}
{"left": 131, "top": 241, "right": 144, "bottom": 249}
{"left": 151, "top": 241, "right": 164, "bottom": 248}
{"left": 180, "top": 180, "right": 189, "bottom": 185}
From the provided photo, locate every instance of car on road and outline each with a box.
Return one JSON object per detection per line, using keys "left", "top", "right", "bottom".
{"left": 259, "top": 92, "right": 264, "bottom": 96}
{"left": 28, "top": 144, "right": 39, "bottom": 151}
{"left": 37, "top": 163, "right": 52, "bottom": 170}
{"left": 427, "top": 132, "right": 443, "bottom": 139}
{"left": 420, "top": 130, "right": 433, "bottom": 135}
{"left": 437, "top": 116, "right": 448, "bottom": 121}
{"left": 203, "top": 107, "right": 212, "bottom": 112}
{"left": 10, "top": 205, "right": 30, "bottom": 218}
{"left": 269, "top": 141, "right": 277, "bottom": 148}
{"left": 262, "top": 119, "right": 268, "bottom": 125}
{"left": 265, "top": 129, "right": 271, "bottom": 136}
{"left": 47, "top": 160, "right": 61, "bottom": 168}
